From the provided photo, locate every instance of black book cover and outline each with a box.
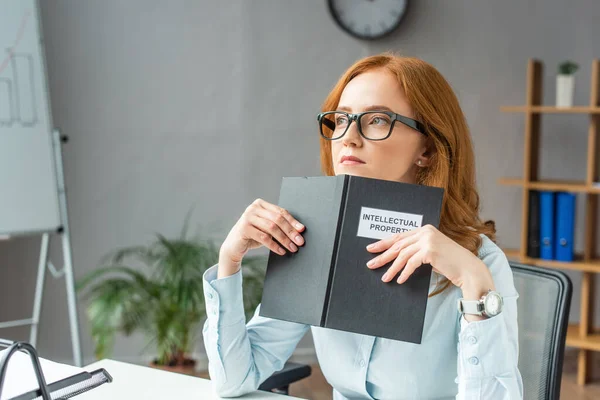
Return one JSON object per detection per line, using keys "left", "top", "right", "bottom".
{"left": 259, "top": 175, "right": 444, "bottom": 343}
{"left": 527, "top": 190, "right": 541, "bottom": 258}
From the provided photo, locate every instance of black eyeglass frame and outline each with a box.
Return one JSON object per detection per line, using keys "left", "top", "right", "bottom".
{"left": 317, "top": 110, "right": 428, "bottom": 141}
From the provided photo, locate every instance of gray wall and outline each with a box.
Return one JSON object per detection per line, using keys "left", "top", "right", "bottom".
{"left": 1, "top": 0, "right": 599, "bottom": 365}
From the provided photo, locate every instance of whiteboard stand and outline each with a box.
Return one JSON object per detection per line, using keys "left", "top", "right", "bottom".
{"left": 0, "top": 129, "right": 82, "bottom": 367}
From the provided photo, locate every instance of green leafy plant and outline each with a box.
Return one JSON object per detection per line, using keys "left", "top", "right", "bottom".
{"left": 558, "top": 60, "right": 579, "bottom": 75}
{"left": 77, "top": 222, "right": 266, "bottom": 366}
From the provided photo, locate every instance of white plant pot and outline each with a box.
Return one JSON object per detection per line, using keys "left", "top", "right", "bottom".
{"left": 556, "top": 74, "right": 575, "bottom": 107}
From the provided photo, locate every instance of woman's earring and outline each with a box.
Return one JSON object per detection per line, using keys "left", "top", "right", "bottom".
{"left": 417, "top": 160, "right": 422, "bottom": 166}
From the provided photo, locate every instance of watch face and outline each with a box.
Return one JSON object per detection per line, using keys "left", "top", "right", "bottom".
{"left": 484, "top": 292, "right": 503, "bottom": 316}
{"left": 328, "top": 0, "right": 408, "bottom": 40}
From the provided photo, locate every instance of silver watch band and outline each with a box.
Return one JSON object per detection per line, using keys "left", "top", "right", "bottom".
{"left": 457, "top": 299, "right": 484, "bottom": 316}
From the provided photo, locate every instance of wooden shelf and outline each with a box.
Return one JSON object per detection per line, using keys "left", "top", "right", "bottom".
{"left": 566, "top": 324, "right": 600, "bottom": 351}
{"left": 503, "top": 248, "right": 600, "bottom": 273}
{"left": 500, "top": 58, "right": 600, "bottom": 385}
{"left": 498, "top": 178, "right": 600, "bottom": 193}
{"left": 501, "top": 105, "right": 600, "bottom": 113}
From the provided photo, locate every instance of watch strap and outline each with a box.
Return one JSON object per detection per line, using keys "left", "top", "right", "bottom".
{"left": 457, "top": 298, "right": 484, "bottom": 316}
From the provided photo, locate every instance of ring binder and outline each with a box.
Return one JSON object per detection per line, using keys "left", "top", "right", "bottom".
{"left": 0, "top": 341, "right": 112, "bottom": 400}
{"left": 0, "top": 342, "right": 51, "bottom": 400}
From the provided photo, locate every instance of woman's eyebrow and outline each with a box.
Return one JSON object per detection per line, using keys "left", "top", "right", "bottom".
{"left": 364, "top": 105, "right": 393, "bottom": 112}
{"left": 337, "top": 105, "right": 394, "bottom": 112}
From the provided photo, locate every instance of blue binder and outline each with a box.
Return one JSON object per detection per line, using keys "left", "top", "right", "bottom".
{"left": 555, "top": 192, "right": 576, "bottom": 261}
{"left": 539, "top": 191, "right": 555, "bottom": 260}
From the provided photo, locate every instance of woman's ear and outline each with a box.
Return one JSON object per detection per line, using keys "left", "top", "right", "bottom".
{"left": 416, "top": 138, "right": 434, "bottom": 167}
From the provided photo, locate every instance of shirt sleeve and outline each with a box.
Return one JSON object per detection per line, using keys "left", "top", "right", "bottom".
{"left": 202, "top": 264, "right": 309, "bottom": 398}
{"left": 455, "top": 248, "right": 524, "bottom": 400}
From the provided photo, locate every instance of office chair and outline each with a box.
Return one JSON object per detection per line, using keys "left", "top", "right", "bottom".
{"left": 510, "top": 262, "right": 572, "bottom": 400}
{"left": 259, "top": 262, "right": 573, "bottom": 398}
{"left": 259, "top": 361, "right": 312, "bottom": 395}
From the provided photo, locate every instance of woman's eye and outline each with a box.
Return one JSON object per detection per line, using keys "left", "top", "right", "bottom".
{"left": 336, "top": 116, "right": 348, "bottom": 125}
{"left": 370, "top": 115, "right": 390, "bottom": 125}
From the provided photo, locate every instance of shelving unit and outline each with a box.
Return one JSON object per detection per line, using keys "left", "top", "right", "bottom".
{"left": 499, "top": 58, "right": 600, "bottom": 385}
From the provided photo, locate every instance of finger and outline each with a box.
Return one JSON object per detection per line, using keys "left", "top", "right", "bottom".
{"left": 249, "top": 214, "right": 299, "bottom": 253}
{"left": 381, "top": 243, "right": 420, "bottom": 282}
{"left": 254, "top": 199, "right": 305, "bottom": 232}
{"left": 366, "top": 228, "right": 420, "bottom": 253}
{"left": 255, "top": 207, "right": 305, "bottom": 247}
{"left": 397, "top": 249, "right": 426, "bottom": 284}
{"left": 367, "top": 233, "right": 420, "bottom": 269}
{"left": 246, "top": 225, "right": 286, "bottom": 256}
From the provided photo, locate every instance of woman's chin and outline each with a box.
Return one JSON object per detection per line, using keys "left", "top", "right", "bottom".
{"left": 334, "top": 167, "right": 372, "bottom": 179}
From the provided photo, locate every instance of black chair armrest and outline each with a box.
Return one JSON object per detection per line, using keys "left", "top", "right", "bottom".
{"left": 259, "top": 361, "right": 312, "bottom": 394}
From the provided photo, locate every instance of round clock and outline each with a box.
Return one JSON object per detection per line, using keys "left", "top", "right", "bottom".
{"left": 328, "top": 0, "right": 409, "bottom": 41}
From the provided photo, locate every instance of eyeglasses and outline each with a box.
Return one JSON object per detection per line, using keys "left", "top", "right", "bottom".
{"left": 317, "top": 110, "right": 428, "bottom": 141}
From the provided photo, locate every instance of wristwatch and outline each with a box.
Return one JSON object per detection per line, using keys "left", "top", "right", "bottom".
{"left": 457, "top": 290, "right": 503, "bottom": 317}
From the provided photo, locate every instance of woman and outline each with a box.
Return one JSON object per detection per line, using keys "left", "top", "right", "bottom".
{"left": 202, "top": 53, "right": 523, "bottom": 399}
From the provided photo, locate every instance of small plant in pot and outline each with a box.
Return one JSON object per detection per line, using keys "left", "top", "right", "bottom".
{"left": 77, "top": 222, "right": 266, "bottom": 375}
{"left": 556, "top": 60, "right": 579, "bottom": 107}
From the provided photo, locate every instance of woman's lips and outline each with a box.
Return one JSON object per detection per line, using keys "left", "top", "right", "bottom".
{"left": 340, "top": 155, "right": 365, "bottom": 165}
{"left": 341, "top": 160, "right": 364, "bottom": 165}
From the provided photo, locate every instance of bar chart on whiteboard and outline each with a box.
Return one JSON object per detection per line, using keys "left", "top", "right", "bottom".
{"left": 0, "top": 52, "right": 38, "bottom": 127}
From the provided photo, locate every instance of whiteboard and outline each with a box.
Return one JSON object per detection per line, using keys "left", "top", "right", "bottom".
{"left": 0, "top": 0, "right": 61, "bottom": 236}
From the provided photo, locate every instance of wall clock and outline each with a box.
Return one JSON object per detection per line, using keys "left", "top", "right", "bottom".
{"left": 328, "top": 0, "right": 409, "bottom": 40}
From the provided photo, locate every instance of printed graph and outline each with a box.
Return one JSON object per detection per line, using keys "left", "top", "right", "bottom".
{"left": 0, "top": 9, "right": 38, "bottom": 128}
{"left": 0, "top": 52, "right": 38, "bottom": 127}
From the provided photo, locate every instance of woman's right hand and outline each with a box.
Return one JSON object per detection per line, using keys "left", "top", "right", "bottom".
{"left": 218, "top": 198, "right": 305, "bottom": 278}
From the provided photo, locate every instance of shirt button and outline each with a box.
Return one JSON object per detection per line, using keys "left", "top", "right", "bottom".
{"left": 468, "top": 336, "right": 477, "bottom": 345}
{"left": 359, "top": 360, "right": 366, "bottom": 368}
{"left": 212, "top": 309, "right": 217, "bottom": 316}
{"left": 469, "top": 357, "right": 479, "bottom": 365}
{"left": 208, "top": 292, "right": 214, "bottom": 299}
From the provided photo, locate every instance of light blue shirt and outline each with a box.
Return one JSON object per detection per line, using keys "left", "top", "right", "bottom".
{"left": 202, "top": 234, "right": 523, "bottom": 399}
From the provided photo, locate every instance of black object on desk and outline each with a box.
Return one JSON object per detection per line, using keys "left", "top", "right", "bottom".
{"left": 259, "top": 361, "right": 312, "bottom": 395}
{"left": 259, "top": 175, "right": 444, "bottom": 344}
{"left": 0, "top": 340, "right": 112, "bottom": 400}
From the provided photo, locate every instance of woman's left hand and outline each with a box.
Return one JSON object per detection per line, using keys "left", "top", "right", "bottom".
{"left": 365, "top": 225, "right": 494, "bottom": 301}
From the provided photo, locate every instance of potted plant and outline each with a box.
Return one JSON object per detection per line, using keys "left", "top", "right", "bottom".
{"left": 77, "top": 221, "right": 267, "bottom": 376}
{"left": 556, "top": 60, "right": 579, "bottom": 107}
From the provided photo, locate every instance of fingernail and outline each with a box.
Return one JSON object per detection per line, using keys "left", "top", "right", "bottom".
{"left": 295, "top": 235, "right": 304, "bottom": 245}
{"left": 367, "top": 243, "right": 375, "bottom": 250}
{"left": 290, "top": 243, "right": 298, "bottom": 252}
{"left": 381, "top": 273, "right": 389, "bottom": 282}
{"left": 278, "top": 247, "right": 285, "bottom": 255}
{"left": 295, "top": 222, "right": 304, "bottom": 229}
{"left": 367, "top": 259, "right": 375, "bottom": 268}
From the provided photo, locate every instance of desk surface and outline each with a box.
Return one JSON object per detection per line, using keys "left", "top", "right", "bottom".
{"left": 78, "top": 359, "right": 305, "bottom": 399}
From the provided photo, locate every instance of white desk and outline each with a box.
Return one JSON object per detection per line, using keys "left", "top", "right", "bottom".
{"left": 77, "top": 359, "right": 305, "bottom": 399}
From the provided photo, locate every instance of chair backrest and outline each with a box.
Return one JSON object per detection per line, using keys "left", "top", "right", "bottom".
{"left": 510, "top": 262, "right": 572, "bottom": 400}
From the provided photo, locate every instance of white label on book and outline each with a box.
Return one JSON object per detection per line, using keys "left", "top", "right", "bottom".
{"left": 357, "top": 206, "right": 423, "bottom": 240}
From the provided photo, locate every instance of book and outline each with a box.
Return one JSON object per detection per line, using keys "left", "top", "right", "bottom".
{"left": 0, "top": 345, "right": 112, "bottom": 400}
{"left": 526, "top": 190, "right": 541, "bottom": 258}
{"left": 259, "top": 175, "right": 444, "bottom": 344}
{"left": 555, "top": 192, "right": 576, "bottom": 262}
{"left": 539, "top": 191, "right": 555, "bottom": 260}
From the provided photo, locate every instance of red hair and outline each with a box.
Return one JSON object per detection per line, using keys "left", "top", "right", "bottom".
{"left": 319, "top": 53, "right": 496, "bottom": 295}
